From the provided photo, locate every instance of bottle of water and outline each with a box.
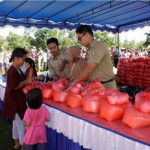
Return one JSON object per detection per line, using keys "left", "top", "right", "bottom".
{"left": 44, "top": 73, "right": 53, "bottom": 82}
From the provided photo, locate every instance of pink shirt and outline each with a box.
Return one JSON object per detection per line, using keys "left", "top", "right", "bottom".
{"left": 23, "top": 106, "right": 50, "bottom": 144}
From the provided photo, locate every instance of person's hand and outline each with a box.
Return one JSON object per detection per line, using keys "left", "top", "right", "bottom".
{"left": 47, "top": 75, "right": 57, "bottom": 82}
{"left": 35, "top": 75, "right": 44, "bottom": 81}
{"left": 65, "top": 81, "right": 75, "bottom": 92}
{"left": 26, "top": 78, "right": 32, "bottom": 84}
{"left": 56, "top": 72, "right": 63, "bottom": 77}
{"left": 53, "top": 76, "right": 59, "bottom": 81}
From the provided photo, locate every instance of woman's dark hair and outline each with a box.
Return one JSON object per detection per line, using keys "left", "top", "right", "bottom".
{"left": 76, "top": 25, "right": 93, "bottom": 36}
{"left": 47, "top": 38, "right": 59, "bottom": 46}
{"left": 9, "top": 48, "right": 27, "bottom": 63}
{"left": 26, "top": 88, "right": 43, "bottom": 109}
{"left": 25, "top": 57, "right": 37, "bottom": 77}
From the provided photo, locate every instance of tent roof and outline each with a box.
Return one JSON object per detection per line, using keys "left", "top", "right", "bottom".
{"left": 0, "top": 0, "right": 150, "bottom": 33}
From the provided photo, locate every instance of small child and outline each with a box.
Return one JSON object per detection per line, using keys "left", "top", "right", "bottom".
{"left": 24, "top": 57, "right": 37, "bottom": 78}
{"left": 23, "top": 88, "right": 50, "bottom": 150}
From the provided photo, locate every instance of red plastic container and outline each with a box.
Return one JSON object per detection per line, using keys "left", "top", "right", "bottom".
{"left": 67, "top": 93, "right": 82, "bottom": 108}
{"left": 122, "top": 104, "right": 150, "bottom": 128}
{"left": 52, "top": 90, "right": 68, "bottom": 102}
{"left": 82, "top": 94, "right": 101, "bottom": 113}
{"left": 99, "top": 98, "right": 127, "bottom": 121}
{"left": 42, "top": 89, "right": 52, "bottom": 99}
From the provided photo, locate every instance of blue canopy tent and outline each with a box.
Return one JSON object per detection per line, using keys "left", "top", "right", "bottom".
{"left": 0, "top": 0, "right": 149, "bottom": 34}
{"left": 0, "top": 1, "right": 150, "bottom": 150}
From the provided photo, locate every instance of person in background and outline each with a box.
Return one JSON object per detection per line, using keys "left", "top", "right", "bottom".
{"left": 24, "top": 57, "right": 37, "bottom": 78}
{"left": 68, "top": 25, "right": 116, "bottom": 89}
{"left": 2, "top": 48, "right": 31, "bottom": 149}
{"left": 37, "top": 48, "right": 43, "bottom": 73}
{"left": 3, "top": 49, "right": 11, "bottom": 71}
{"left": 66, "top": 46, "right": 87, "bottom": 81}
{"left": 42, "top": 49, "right": 49, "bottom": 71}
{"left": 23, "top": 88, "right": 50, "bottom": 150}
{"left": 110, "top": 46, "right": 115, "bottom": 60}
{"left": 47, "top": 38, "right": 69, "bottom": 80}
{"left": 0, "top": 48, "right": 4, "bottom": 74}
{"left": 112, "top": 46, "right": 120, "bottom": 68}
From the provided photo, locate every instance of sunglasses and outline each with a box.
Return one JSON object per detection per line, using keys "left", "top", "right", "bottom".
{"left": 77, "top": 33, "right": 86, "bottom": 41}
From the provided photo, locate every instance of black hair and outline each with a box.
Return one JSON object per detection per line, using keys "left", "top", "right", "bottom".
{"left": 47, "top": 38, "right": 59, "bottom": 46}
{"left": 25, "top": 57, "right": 34, "bottom": 67}
{"left": 25, "top": 57, "right": 37, "bottom": 77}
{"left": 9, "top": 48, "right": 27, "bottom": 63}
{"left": 76, "top": 25, "right": 93, "bottom": 36}
{"left": 26, "top": 88, "right": 43, "bottom": 109}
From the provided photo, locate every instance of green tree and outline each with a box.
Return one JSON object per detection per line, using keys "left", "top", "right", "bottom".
{"left": 120, "top": 39, "right": 146, "bottom": 49}
{"left": 94, "top": 32, "right": 116, "bottom": 48}
{"left": 120, "top": 39, "right": 130, "bottom": 49}
{"left": 58, "top": 30, "right": 79, "bottom": 48}
{"left": 136, "top": 41, "right": 145, "bottom": 49}
{"left": 32, "top": 29, "right": 57, "bottom": 49}
{"left": 143, "top": 32, "right": 150, "bottom": 47}
{"left": 31, "top": 29, "right": 80, "bottom": 49}
{"left": 0, "top": 35, "right": 6, "bottom": 49}
{"left": 6, "top": 32, "right": 30, "bottom": 50}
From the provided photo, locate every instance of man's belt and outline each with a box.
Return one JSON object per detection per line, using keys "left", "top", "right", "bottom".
{"left": 101, "top": 78, "right": 114, "bottom": 84}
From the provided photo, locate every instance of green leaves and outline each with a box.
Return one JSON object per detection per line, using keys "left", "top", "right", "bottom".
{"left": 0, "top": 29, "right": 148, "bottom": 51}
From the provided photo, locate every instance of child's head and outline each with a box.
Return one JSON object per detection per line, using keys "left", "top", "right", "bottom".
{"left": 9, "top": 48, "right": 27, "bottom": 67}
{"left": 26, "top": 88, "right": 43, "bottom": 109}
{"left": 24, "top": 57, "right": 35, "bottom": 69}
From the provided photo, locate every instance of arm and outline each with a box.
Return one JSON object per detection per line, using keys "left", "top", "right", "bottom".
{"left": 59, "top": 59, "right": 68, "bottom": 72}
{"left": 23, "top": 109, "right": 31, "bottom": 127}
{"left": 15, "top": 78, "right": 31, "bottom": 90}
{"left": 23, "top": 120, "right": 30, "bottom": 127}
{"left": 47, "top": 60, "right": 56, "bottom": 77}
{"left": 45, "top": 107, "right": 50, "bottom": 122}
{"left": 70, "top": 42, "right": 107, "bottom": 86}
{"left": 46, "top": 118, "right": 50, "bottom": 122}
{"left": 72, "top": 63, "right": 97, "bottom": 85}
{"left": 57, "top": 59, "right": 69, "bottom": 77}
{"left": 28, "top": 68, "right": 34, "bottom": 78}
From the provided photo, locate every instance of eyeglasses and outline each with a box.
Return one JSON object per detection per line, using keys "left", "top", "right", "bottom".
{"left": 77, "top": 33, "right": 86, "bottom": 41}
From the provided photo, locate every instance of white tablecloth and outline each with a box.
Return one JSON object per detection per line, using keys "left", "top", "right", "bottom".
{"left": 44, "top": 104, "right": 150, "bottom": 150}
{"left": 0, "top": 75, "right": 6, "bottom": 101}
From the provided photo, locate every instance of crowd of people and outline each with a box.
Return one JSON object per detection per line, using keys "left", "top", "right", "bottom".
{"left": 110, "top": 46, "right": 150, "bottom": 68}
{"left": 1, "top": 25, "right": 150, "bottom": 150}
{"left": 1, "top": 40, "right": 149, "bottom": 76}
{"left": 0, "top": 47, "right": 52, "bottom": 75}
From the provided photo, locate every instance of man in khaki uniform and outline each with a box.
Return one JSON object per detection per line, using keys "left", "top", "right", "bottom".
{"left": 69, "top": 25, "right": 116, "bottom": 89}
{"left": 47, "top": 38, "right": 69, "bottom": 79}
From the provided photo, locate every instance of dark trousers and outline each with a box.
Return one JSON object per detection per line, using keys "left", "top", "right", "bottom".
{"left": 23, "top": 143, "right": 45, "bottom": 150}
{"left": 114, "top": 57, "right": 119, "bottom": 68}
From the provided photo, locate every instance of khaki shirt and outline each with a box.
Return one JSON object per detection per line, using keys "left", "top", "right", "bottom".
{"left": 48, "top": 49, "right": 69, "bottom": 77}
{"left": 87, "top": 39, "right": 115, "bottom": 82}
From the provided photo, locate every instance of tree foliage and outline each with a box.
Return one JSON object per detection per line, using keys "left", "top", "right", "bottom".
{"left": 0, "top": 29, "right": 147, "bottom": 51}
{"left": 143, "top": 32, "right": 150, "bottom": 47}
{"left": 6, "top": 32, "right": 31, "bottom": 50}
{"left": 94, "top": 32, "right": 117, "bottom": 48}
{"left": 0, "top": 35, "right": 6, "bottom": 49}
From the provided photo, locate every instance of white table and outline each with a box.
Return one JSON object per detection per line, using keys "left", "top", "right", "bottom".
{"left": 0, "top": 78, "right": 150, "bottom": 150}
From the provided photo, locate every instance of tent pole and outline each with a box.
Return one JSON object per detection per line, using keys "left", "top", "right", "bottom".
{"left": 117, "top": 29, "right": 120, "bottom": 51}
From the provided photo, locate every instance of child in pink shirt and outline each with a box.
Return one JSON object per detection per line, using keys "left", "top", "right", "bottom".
{"left": 23, "top": 88, "right": 50, "bottom": 150}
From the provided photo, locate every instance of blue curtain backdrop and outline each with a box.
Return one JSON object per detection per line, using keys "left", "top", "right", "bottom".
{"left": 0, "top": 99, "right": 3, "bottom": 114}
{"left": 46, "top": 127, "right": 91, "bottom": 150}
{"left": 0, "top": 99, "right": 12, "bottom": 123}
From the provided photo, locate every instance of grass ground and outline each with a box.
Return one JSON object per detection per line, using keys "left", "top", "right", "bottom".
{"left": 0, "top": 116, "right": 13, "bottom": 150}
